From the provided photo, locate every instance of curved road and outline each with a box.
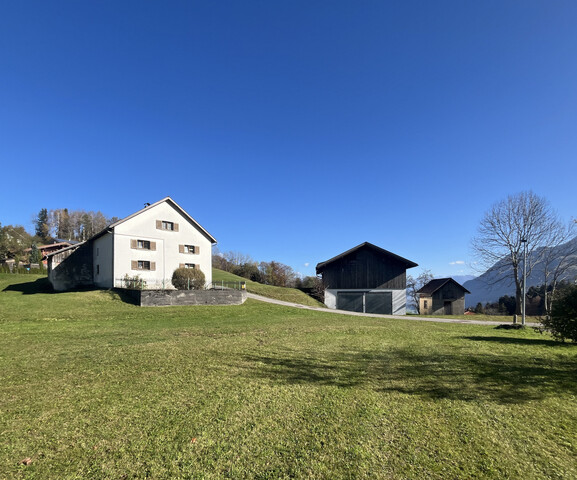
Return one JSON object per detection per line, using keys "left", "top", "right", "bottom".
{"left": 247, "top": 293, "right": 540, "bottom": 327}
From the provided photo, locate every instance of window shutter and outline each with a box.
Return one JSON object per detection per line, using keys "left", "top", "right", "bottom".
{"left": 195, "top": 264, "right": 200, "bottom": 270}
{"left": 150, "top": 242, "right": 156, "bottom": 251}
{"left": 179, "top": 245, "right": 184, "bottom": 253}
{"left": 131, "top": 260, "right": 138, "bottom": 270}
{"left": 156, "top": 220, "right": 162, "bottom": 230}
{"left": 174, "top": 223, "right": 179, "bottom": 232}
{"left": 195, "top": 246, "right": 200, "bottom": 255}
{"left": 150, "top": 262, "right": 156, "bottom": 271}
{"left": 130, "top": 239, "right": 137, "bottom": 249}
{"left": 179, "top": 263, "right": 184, "bottom": 268}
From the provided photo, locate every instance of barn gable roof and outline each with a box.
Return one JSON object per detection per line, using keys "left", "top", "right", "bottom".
{"left": 417, "top": 278, "right": 471, "bottom": 295}
{"left": 316, "top": 242, "right": 418, "bottom": 274}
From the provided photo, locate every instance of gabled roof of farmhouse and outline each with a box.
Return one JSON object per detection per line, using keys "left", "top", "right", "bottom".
{"left": 316, "top": 242, "right": 418, "bottom": 273}
{"left": 417, "top": 278, "right": 471, "bottom": 295}
{"left": 46, "top": 197, "right": 217, "bottom": 259}
{"left": 92, "top": 196, "right": 217, "bottom": 244}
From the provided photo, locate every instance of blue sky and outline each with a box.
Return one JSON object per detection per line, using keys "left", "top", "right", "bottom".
{"left": 1, "top": 1, "right": 576, "bottom": 278}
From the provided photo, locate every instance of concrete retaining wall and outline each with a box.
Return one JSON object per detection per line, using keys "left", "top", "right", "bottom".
{"left": 124, "top": 288, "right": 247, "bottom": 307}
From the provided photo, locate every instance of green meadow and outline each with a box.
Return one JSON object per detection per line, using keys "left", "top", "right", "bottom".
{"left": 1, "top": 274, "right": 576, "bottom": 479}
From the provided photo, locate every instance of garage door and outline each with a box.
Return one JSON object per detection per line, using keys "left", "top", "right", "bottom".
{"left": 336, "top": 292, "right": 364, "bottom": 312}
{"left": 336, "top": 291, "right": 393, "bottom": 314}
{"left": 365, "top": 292, "right": 392, "bottom": 314}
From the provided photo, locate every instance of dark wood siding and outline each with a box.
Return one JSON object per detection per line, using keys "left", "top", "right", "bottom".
{"left": 321, "top": 247, "right": 408, "bottom": 290}
{"left": 431, "top": 282, "right": 467, "bottom": 315}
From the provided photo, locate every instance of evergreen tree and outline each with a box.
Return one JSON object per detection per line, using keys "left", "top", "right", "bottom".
{"left": 29, "top": 244, "right": 41, "bottom": 264}
{"left": 34, "top": 208, "right": 51, "bottom": 243}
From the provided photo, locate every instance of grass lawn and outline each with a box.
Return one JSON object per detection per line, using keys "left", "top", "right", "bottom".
{"left": 212, "top": 268, "right": 325, "bottom": 308}
{"left": 408, "top": 313, "right": 542, "bottom": 323}
{"left": 1, "top": 274, "right": 576, "bottom": 479}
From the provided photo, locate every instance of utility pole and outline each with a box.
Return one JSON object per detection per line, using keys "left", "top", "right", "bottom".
{"left": 521, "top": 238, "right": 527, "bottom": 326}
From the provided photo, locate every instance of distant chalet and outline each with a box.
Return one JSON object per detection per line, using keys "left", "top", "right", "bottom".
{"left": 316, "top": 242, "right": 417, "bottom": 315}
{"left": 417, "top": 278, "right": 470, "bottom": 315}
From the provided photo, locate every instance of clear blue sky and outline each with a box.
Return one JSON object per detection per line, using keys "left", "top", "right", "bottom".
{"left": 1, "top": 1, "right": 576, "bottom": 278}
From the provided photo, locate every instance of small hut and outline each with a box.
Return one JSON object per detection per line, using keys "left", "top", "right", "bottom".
{"left": 417, "top": 278, "right": 470, "bottom": 315}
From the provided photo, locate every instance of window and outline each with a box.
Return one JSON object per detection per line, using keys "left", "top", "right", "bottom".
{"left": 184, "top": 263, "right": 196, "bottom": 269}
{"left": 96, "top": 264, "right": 100, "bottom": 275}
{"left": 180, "top": 244, "right": 200, "bottom": 254}
{"left": 132, "top": 260, "right": 155, "bottom": 271}
{"left": 424, "top": 300, "right": 428, "bottom": 309}
{"left": 131, "top": 239, "right": 156, "bottom": 251}
{"left": 156, "top": 220, "right": 179, "bottom": 232}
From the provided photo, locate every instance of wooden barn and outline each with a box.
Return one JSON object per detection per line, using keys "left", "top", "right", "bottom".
{"left": 316, "top": 242, "right": 418, "bottom": 315}
{"left": 417, "top": 278, "right": 470, "bottom": 315}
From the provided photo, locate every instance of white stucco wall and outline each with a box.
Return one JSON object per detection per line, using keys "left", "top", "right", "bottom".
{"left": 112, "top": 201, "right": 213, "bottom": 288}
{"left": 325, "top": 288, "right": 407, "bottom": 315}
{"left": 93, "top": 233, "right": 114, "bottom": 288}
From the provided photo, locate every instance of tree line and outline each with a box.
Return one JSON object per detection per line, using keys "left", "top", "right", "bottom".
{"left": 0, "top": 208, "right": 117, "bottom": 263}
{"left": 472, "top": 281, "right": 575, "bottom": 316}
{"left": 34, "top": 208, "right": 119, "bottom": 243}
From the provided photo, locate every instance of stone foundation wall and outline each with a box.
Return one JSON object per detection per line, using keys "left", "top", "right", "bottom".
{"left": 124, "top": 288, "right": 247, "bottom": 307}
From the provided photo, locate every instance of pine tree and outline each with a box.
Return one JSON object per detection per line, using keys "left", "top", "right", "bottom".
{"left": 34, "top": 208, "right": 50, "bottom": 243}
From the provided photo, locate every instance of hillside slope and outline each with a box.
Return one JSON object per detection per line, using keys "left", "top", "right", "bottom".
{"left": 212, "top": 268, "right": 325, "bottom": 308}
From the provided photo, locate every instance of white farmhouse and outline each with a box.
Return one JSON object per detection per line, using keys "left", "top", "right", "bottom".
{"left": 47, "top": 197, "right": 217, "bottom": 291}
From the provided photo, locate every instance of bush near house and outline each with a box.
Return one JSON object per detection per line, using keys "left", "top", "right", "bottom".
{"left": 172, "top": 267, "right": 206, "bottom": 290}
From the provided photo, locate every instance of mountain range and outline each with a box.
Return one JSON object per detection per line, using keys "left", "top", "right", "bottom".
{"left": 462, "top": 236, "right": 577, "bottom": 307}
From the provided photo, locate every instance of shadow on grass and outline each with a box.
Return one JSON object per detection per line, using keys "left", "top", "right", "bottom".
{"left": 108, "top": 288, "right": 139, "bottom": 305}
{"left": 2, "top": 277, "right": 54, "bottom": 294}
{"left": 240, "top": 346, "right": 577, "bottom": 404}
{"left": 463, "top": 336, "right": 573, "bottom": 348}
{"left": 2, "top": 278, "right": 105, "bottom": 296}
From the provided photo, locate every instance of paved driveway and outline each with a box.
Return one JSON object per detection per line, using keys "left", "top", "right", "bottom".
{"left": 247, "top": 293, "right": 540, "bottom": 327}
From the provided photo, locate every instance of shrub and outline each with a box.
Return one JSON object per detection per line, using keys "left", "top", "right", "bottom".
{"left": 123, "top": 274, "right": 146, "bottom": 290}
{"left": 172, "top": 267, "right": 205, "bottom": 290}
{"left": 542, "top": 285, "right": 577, "bottom": 342}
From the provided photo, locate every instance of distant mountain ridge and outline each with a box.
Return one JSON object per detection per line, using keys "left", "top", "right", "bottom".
{"left": 463, "top": 236, "right": 577, "bottom": 307}
{"left": 451, "top": 275, "right": 476, "bottom": 285}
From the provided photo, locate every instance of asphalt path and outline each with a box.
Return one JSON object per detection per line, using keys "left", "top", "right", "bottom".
{"left": 247, "top": 293, "right": 541, "bottom": 327}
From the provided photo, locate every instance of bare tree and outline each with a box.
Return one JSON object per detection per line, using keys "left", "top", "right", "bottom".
{"left": 471, "top": 191, "right": 567, "bottom": 315}
{"left": 406, "top": 269, "right": 434, "bottom": 313}
{"left": 223, "top": 251, "right": 254, "bottom": 268}
{"left": 538, "top": 223, "right": 577, "bottom": 317}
